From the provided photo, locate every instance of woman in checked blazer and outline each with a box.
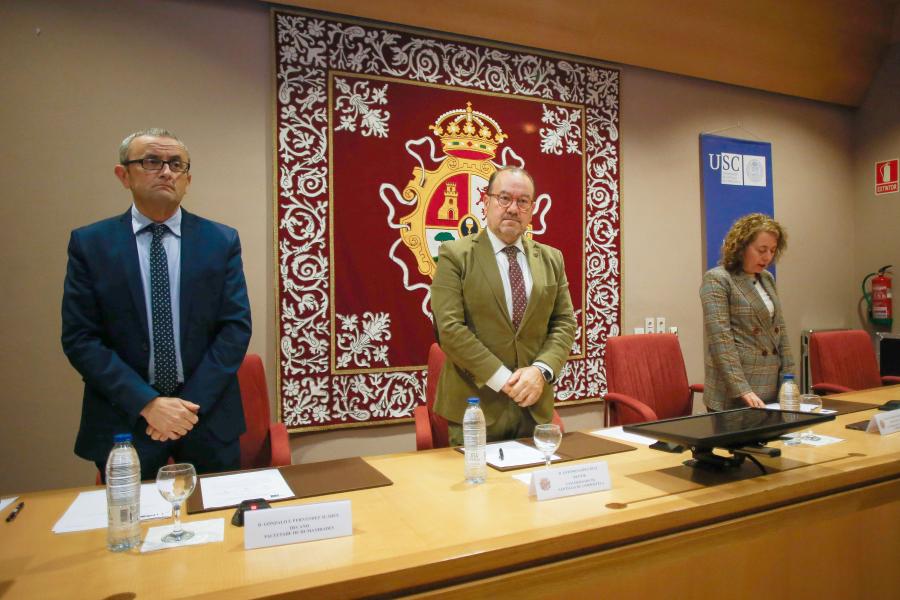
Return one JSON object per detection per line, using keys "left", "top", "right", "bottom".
{"left": 700, "top": 213, "right": 795, "bottom": 411}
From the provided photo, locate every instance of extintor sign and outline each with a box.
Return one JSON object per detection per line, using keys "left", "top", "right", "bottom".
{"left": 875, "top": 159, "right": 899, "bottom": 195}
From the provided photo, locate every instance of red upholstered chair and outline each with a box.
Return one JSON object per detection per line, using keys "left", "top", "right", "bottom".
{"left": 808, "top": 330, "right": 900, "bottom": 395}
{"left": 414, "top": 343, "right": 565, "bottom": 450}
{"left": 414, "top": 343, "right": 450, "bottom": 450}
{"left": 238, "top": 353, "right": 291, "bottom": 469}
{"left": 604, "top": 334, "right": 703, "bottom": 426}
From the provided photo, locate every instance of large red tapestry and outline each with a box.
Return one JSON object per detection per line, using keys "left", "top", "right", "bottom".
{"left": 274, "top": 10, "right": 621, "bottom": 430}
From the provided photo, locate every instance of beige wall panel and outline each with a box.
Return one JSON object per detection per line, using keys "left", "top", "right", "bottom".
{"left": 620, "top": 67, "right": 856, "bottom": 388}
{"left": 854, "top": 42, "right": 900, "bottom": 334}
{"left": 0, "top": 0, "right": 273, "bottom": 492}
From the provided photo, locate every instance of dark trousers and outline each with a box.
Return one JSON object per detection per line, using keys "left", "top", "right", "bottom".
{"left": 96, "top": 424, "right": 240, "bottom": 482}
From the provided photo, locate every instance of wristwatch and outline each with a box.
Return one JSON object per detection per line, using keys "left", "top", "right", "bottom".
{"left": 535, "top": 364, "right": 553, "bottom": 383}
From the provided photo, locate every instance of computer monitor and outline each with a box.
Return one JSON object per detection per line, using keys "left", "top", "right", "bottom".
{"left": 623, "top": 408, "right": 835, "bottom": 471}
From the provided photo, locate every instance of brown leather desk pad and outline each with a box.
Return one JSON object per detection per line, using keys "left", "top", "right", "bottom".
{"left": 845, "top": 419, "right": 870, "bottom": 431}
{"left": 821, "top": 397, "right": 879, "bottom": 415}
{"left": 456, "top": 431, "right": 636, "bottom": 472}
{"left": 186, "top": 457, "right": 393, "bottom": 514}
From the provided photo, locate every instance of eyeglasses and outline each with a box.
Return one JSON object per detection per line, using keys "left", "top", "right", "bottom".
{"left": 122, "top": 157, "right": 191, "bottom": 174}
{"left": 486, "top": 192, "right": 533, "bottom": 211}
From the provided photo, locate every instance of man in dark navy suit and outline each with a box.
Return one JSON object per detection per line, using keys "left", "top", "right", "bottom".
{"left": 62, "top": 128, "right": 251, "bottom": 479}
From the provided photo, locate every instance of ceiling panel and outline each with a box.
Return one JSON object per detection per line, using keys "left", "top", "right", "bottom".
{"left": 270, "top": 0, "right": 898, "bottom": 106}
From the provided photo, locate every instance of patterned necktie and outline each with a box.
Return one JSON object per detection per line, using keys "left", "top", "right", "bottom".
{"left": 149, "top": 223, "right": 177, "bottom": 396}
{"left": 502, "top": 245, "right": 527, "bottom": 330}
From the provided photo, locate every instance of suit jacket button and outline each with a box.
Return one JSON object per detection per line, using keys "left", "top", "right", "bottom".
{"left": 773, "top": 348, "right": 779, "bottom": 355}
{"left": 774, "top": 327, "right": 780, "bottom": 333}
{"left": 141, "top": 342, "right": 149, "bottom": 352}
{"left": 761, "top": 349, "right": 768, "bottom": 357}
{"left": 753, "top": 327, "right": 761, "bottom": 335}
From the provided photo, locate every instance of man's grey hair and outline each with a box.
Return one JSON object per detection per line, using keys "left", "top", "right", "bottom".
{"left": 118, "top": 128, "right": 188, "bottom": 163}
{"left": 486, "top": 166, "right": 535, "bottom": 194}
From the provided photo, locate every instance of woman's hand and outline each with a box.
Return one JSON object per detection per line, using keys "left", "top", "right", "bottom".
{"left": 740, "top": 391, "right": 766, "bottom": 408}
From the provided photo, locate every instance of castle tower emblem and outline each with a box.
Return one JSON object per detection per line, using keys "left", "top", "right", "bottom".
{"left": 438, "top": 182, "right": 459, "bottom": 221}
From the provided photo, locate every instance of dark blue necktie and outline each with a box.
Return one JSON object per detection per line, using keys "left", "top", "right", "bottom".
{"left": 149, "top": 223, "right": 177, "bottom": 396}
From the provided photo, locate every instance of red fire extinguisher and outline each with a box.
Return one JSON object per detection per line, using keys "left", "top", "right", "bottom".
{"left": 863, "top": 265, "right": 893, "bottom": 328}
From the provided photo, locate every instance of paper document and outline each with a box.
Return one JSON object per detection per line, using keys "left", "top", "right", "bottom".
{"left": 199, "top": 468, "right": 294, "bottom": 510}
{"left": 485, "top": 441, "right": 559, "bottom": 468}
{"left": 590, "top": 426, "right": 657, "bottom": 446}
{"left": 0, "top": 497, "right": 18, "bottom": 513}
{"left": 801, "top": 433, "right": 843, "bottom": 446}
{"left": 786, "top": 433, "right": 844, "bottom": 447}
{"left": 141, "top": 518, "right": 224, "bottom": 553}
{"left": 764, "top": 403, "right": 837, "bottom": 414}
{"left": 52, "top": 484, "right": 172, "bottom": 534}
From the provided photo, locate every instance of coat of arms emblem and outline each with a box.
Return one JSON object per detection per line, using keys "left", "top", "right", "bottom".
{"left": 381, "top": 101, "right": 548, "bottom": 313}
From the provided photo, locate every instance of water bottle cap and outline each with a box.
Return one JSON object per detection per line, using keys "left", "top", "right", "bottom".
{"left": 113, "top": 433, "right": 133, "bottom": 443}
{"left": 467, "top": 397, "right": 479, "bottom": 405}
{"left": 783, "top": 374, "right": 795, "bottom": 380}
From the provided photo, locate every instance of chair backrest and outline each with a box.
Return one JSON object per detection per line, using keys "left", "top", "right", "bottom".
{"left": 425, "top": 343, "right": 451, "bottom": 449}
{"left": 605, "top": 334, "right": 693, "bottom": 425}
{"left": 809, "top": 330, "right": 881, "bottom": 391}
{"left": 238, "top": 353, "right": 274, "bottom": 469}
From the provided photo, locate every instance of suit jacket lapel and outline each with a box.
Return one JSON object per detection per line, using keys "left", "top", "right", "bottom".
{"left": 519, "top": 236, "right": 544, "bottom": 330}
{"left": 473, "top": 230, "right": 514, "bottom": 329}
{"left": 757, "top": 272, "right": 781, "bottom": 346}
{"left": 734, "top": 272, "right": 771, "bottom": 330}
{"left": 118, "top": 210, "right": 149, "bottom": 337}
{"left": 179, "top": 209, "right": 196, "bottom": 343}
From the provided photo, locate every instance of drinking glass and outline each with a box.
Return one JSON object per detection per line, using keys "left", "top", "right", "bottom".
{"left": 156, "top": 463, "right": 197, "bottom": 543}
{"left": 533, "top": 424, "right": 562, "bottom": 469}
{"left": 799, "top": 394, "right": 823, "bottom": 442}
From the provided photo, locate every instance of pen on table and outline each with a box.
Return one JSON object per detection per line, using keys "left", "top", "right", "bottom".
{"left": 499, "top": 448, "right": 504, "bottom": 461}
{"left": 6, "top": 502, "right": 24, "bottom": 523}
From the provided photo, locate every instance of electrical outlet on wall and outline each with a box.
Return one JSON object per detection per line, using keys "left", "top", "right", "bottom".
{"left": 669, "top": 326, "right": 679, "bottom": 335}
{"left": 644, "top": 317, "right": 655, "bottom": 334}
{"left": 656, "top": 317, "right": 666, "bottom": 333}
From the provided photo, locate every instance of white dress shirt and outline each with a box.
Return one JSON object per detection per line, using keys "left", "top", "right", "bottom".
{"left": 753, "top": 277, "right": 775, "bottom": 318}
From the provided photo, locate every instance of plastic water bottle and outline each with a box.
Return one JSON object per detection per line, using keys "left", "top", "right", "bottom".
{"left": 463, "top": 397, "right": 487, "bottom": 484}
{"left": 778, "top": 374, "right": 800, "bottom": 411}
{"left": 106, "top": 433, "right": 141, "bottom": 552}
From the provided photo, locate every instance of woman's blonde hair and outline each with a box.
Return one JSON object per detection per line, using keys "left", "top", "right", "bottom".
{"left": 719, "top": 213, "right": 787, "bottom": 272}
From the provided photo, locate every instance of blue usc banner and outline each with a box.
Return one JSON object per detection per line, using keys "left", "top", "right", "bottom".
{"left": 700, "top": 134, "right": 774, "bottom": 270}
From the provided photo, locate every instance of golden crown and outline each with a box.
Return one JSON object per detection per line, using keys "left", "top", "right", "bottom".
{"left": 428, "top": 102, "right": 508, "bottom": 159}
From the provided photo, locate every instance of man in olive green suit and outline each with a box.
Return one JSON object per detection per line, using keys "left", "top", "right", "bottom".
{"left": 430, "top": 167, "right": 576, "bottom": 444}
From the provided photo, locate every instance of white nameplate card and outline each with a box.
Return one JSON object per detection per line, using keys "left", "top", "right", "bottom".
{"left": 529, "top": 461, "right": 611, "bottom": 501}
{"left": 244, "top": 500, "right": 352, "bottom": 550}
{"left": 866, "top": 410, "right": 900, "bottom": 436}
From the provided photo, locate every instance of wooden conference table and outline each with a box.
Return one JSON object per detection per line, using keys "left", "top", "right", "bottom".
{"left": 2, "top": 387, "right": 899, "bottom": 599}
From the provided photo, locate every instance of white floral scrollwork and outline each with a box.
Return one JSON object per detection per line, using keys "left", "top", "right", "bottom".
{"left": 334, "top": 77, "right": 390, "bottom": 137}
{"left": 539, "top": 104, "right": 582, "bottom": 155}
{"left": 335, "top": 312, "right": 392, "bottom": 369}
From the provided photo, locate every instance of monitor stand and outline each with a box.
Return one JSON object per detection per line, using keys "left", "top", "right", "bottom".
{"left": 684, "top": 444, "right": 780, "bottom": 474}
